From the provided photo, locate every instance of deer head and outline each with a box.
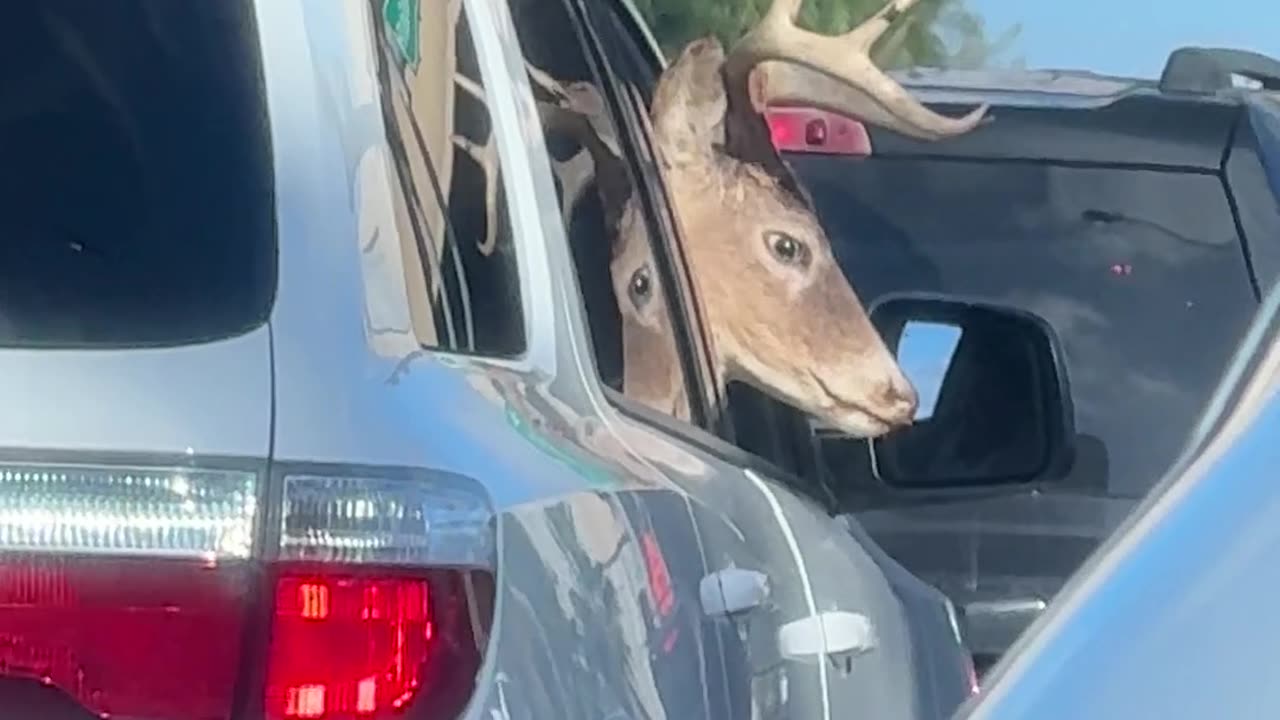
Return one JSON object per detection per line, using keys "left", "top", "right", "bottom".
{"left": 534, "top": 0, "right": 989, "bottom": 438}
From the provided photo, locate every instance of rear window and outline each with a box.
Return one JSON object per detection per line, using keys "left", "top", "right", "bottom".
{"left": 0, "top": 1, "right": 275, "bottom": 348}
{"left": 791, "top": 155, "right": 1259, "bottom": 495}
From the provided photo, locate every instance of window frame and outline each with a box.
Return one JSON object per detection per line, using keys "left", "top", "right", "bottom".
{"left": 363, "top": 0, "right": 533, "bottom": 361}
{"left": 556, "top": 0, "right": 719, "bottom": 429}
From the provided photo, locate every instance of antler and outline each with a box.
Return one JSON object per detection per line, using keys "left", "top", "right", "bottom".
{"left": 527, "top": 62, "right": 632, "bottom": 234}
{"left": 724, "top": 0, "right": 989, "bottom": 141}
{"left": 452, "top": 74, "right": 501, "bottom": 256}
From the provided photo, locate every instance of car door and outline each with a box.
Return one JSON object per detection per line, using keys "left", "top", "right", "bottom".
{"left": 507, "top": 1, "right": 811, "bottom": 717}
{"left": 568, "top": 3, "right": 975, "bottom": 719}
{"left": 491, "top": 1, "right": 764, "bottom": 717}
{"left": 573, "top": 3, "right": 978, "bottom": 718}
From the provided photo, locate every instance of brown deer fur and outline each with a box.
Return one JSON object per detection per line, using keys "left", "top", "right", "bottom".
{"left": 533, "top": 0, "right": 988, "bottom": 438}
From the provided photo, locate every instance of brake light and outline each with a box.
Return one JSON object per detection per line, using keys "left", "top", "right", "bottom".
{"left": 0, "top": 461, "right": 496, "bottom": 720}
{"left": 265, "top": 567, "right": 487, "bottom": 720}
{"left": 766, "top": 106, "right": 873, "bottom": 156}
{"left": 0, "top": 554, "right": 251, "bottom": 720}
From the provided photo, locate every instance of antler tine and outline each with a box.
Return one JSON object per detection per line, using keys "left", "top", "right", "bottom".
{"left": 727, "top": 0, "right": 989, "bottom": 141}
{"left": 527, "top": 62, "right": 632, "bottom": 232}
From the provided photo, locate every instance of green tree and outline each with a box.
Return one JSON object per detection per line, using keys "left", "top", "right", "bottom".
{"left": 631, "top": 0, "right": 1021, "bottom": 70}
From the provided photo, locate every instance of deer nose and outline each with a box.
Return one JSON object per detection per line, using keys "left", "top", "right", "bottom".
{"left": 879, "top": 377, "right": 918, "bottom": 427}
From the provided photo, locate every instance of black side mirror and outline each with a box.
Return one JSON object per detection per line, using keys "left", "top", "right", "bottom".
{"left": 866, "top": 294, "right": 1075, "bottom": 488}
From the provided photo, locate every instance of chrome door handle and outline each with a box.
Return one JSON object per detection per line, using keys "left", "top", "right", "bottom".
{"left": 699, "top": 567, "right": 770, "bottom": 618}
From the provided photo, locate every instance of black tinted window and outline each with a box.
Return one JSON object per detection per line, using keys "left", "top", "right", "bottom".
{"left": 512, "top": 0, "right": 696, "bottom": 412}
{"left": 792, "top": 155, "right": 1258, "bottom": 494}
{"left": 367, "top": 0, "right": 525, "bottom": 356}
{"left": 0, "top": 2, "right": 275, "bottom": 348}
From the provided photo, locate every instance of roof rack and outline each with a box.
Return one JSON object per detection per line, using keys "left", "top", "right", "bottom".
{"left": 1160, "top": 47, "right": 1280, "bottom": 94}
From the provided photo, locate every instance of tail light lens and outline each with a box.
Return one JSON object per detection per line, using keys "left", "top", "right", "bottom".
{"left": 0, "top": 554, "right": 252, "bottom": 720}
{"left": 0, "top": 461, "right": 496, "bottom": 720}
{"left": 264, "top": 473, "right": 494, "bottom": 720}
{"left": 766, "top": 106, "right": 873, "bottom": 156}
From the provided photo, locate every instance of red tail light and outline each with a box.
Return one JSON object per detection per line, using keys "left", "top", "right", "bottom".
{"left": 766, "top": 106, "right": 873, "bottom": 156}
{"left": 0, "top": 461, "right": 496, "bottom": 720}
{"left": 0, "top": 555, "right": 251, "bottom": 720}
{"left": 265, "top": 567, "right": 490, "bottom": 720}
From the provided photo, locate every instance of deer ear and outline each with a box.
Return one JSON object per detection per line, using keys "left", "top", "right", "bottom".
{"left": 649, "top": 37, "right": 730, "bottom": 167}
{"left": 722, "top": 64, "right": 814, "bottom": 210}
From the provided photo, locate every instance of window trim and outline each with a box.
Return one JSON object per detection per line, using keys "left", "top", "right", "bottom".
{"left": 415, "top": 0, "right": 570, "bottom": 373}
{"left": 355, "top": 0, "right": 538, "bottom": 363}
{"left": 604, "top": 383, "right": 841, "bottom": 514}
{"left": 612, "top": 0, "right": 668, "bottom": 70}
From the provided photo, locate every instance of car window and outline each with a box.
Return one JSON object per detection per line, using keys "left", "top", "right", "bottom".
{"left": 507, "top": 0, "right": 697, "bottom": 417}
{"left": 0, "top": 2, "right": 274, "bottom": 348}
{"left": 365, "top": 0, "right": 525, "bottom": 357}
{"left": 565, "top": 2, "right": 839, "bottom": 486}
{"left": 790, "top": 154, "right": 1259, "bottom": 495}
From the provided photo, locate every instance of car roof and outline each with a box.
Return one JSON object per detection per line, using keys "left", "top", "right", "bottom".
{"left": 890, "top": 65, "right": 1280, "bottom": 110}
{"left": 891, "top": 45, "right": 1280, "bottom": 110}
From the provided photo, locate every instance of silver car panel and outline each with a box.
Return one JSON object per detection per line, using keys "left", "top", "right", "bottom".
{"left": 0, "top": 0, "right": 971, "bottom": 716}
{"left": 0, "top": 325, "right": 271, "bottom": 459}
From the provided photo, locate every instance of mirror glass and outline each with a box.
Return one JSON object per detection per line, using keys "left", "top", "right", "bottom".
{"left": 896, "top": 320, "right": 962, "bottom": 422}
{"left": 826, "top": 296, "right": 1075, "bottom": 488}
{"left": 873, "top": 302, "right": 1064, "bottom": 486}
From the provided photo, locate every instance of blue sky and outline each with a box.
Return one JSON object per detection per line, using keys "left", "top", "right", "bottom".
{"left": 896, "top": 321, "right": 962, "bottom": 420}
{"left": 967, "top": 0, "right": 1280, "bottom": 78}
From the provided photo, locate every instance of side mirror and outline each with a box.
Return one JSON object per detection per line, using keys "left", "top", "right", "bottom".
{"left": 867, "top": 295, "right": 1075, "bottom": 487}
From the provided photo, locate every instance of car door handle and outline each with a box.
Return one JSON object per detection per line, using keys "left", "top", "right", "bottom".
{"left": 699, "top": 567, "right": 770, "bottom": 618}
{"left": 964, "top": 597, "right": 1047, "bottom": 620}
{"left": 778, "top": 611, "right": 878, "bottom": 665}
{"left": 963, "top": 596, "right": 1047, "bottom": 649}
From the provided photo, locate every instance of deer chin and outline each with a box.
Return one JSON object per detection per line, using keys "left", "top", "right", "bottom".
{"left": 808, "top": 371, "right": 911, "bottom": 439}
{"left": 826, "top": 408, "right": 894, "bottom": 439}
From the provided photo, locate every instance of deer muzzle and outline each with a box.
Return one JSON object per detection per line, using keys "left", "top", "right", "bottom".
{"left": 808, "top": 357, "right": 918, "bottom": 437}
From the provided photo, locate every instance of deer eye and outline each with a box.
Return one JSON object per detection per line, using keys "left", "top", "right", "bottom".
{"left": 765, "top": 231, "right": 807, "bottom": 266}
{"left": 628, "top": 266, "right": 654, "bottom": 309}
